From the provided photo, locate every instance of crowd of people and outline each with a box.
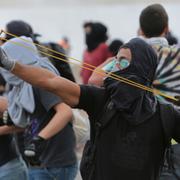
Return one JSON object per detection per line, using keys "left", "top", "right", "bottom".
{"left": 0, "top": 3, "right": 180, "bottom": 180}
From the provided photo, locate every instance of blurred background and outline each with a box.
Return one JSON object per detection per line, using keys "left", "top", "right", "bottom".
{"left": 0, "top": 0, "right": 179, "bottom": 61}
{"left": 0, "top": 1, "right": 179, "bottom": 179}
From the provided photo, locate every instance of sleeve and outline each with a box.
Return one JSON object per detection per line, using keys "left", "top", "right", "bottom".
{"left": 172, "top": 108, "right": 180, "bottom": 143}
{"left": 35, "top": 87, "right": 62, "bottom": 111}
{"left": 75, "top": 85, "right": 107, "bottom": 118}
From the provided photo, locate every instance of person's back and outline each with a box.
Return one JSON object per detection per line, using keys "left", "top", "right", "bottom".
{"left": 139, "top": 4, "right": 180, "bottom": 179}
{"left": 25, "top": 85, "right": 77, "bottom": 173}
{"left": 139, "top": 4, "right": 180, "bottom": 105}
{"left": 153, "top": 45, "right": 180, "bottom": 105}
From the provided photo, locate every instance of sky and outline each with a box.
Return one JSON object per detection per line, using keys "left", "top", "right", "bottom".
{"left": 0, "top": 0, "right": 179, "bottom": 60}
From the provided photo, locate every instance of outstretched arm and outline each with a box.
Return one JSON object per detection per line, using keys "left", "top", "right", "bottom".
{"left": 12, "top": 63, "right": 80, "bottom": 107}
{"left": 0, "top": 48, "right": 80, "bottom": 107}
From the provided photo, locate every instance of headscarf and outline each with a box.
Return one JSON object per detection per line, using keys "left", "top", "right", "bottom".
{"left": 104, "top": 38, "right": 158, "bottom": 125}
{"left": 0, "top": 36, "right": 59, "bottom": 127}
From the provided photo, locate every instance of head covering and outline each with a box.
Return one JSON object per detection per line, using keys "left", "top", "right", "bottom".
{"left": 84, "top": 22, "right": 108, "bottom": 51}
{"left": 0, "top": 36, "right": 59, "bottom": 127}
{"left": 5, "top": 20, "right": 40, "bottom": 42}
{"left": 104, "top": 38, "right": 158, "bottom": 125}
{"left": 108, "top": 39, "right": 124, "bottom": 56}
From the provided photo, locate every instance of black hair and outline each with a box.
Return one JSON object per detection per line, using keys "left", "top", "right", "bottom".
{"left": 83, "top": 21, "right": 93, "bottom": 29}
{"left": 165, "top": 31, "right": 178, "bottom": 45}
{"left": 109, "top": 39, "right": 123, "bottom": 56}
{"left": 5, "top": 20, "right": 35, "bottom": 40}
{"left": 83, "top": 21, "right": 108, "bottom": 51}
{"left": 140, "top": 4, "right": 168, "bottom": 37}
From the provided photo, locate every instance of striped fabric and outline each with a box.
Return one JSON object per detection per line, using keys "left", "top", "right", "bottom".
{"left": 153, "top": 45, "right": 180, "bottom": 105}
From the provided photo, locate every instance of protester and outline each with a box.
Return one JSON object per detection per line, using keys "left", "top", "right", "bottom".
{"left": 89, "top": 4, "right": 180, "bottom": 106}
{"left": 0, "top": 23, "right": 29, "bottom": 179}
{"left": 0, "top": 36, "right": 77, "bottom": 180}
{"left": 138, "top": 4, "right": 180, "bottom": 179}
{"left": 80, "top": 21, "right": 113, "bottom": 84}
{"left": 4, "top": 20, "right": 76, "bottom": 82}
{"left": 1, "top": 37, "right": 180, "bottom": 180}
{"left": 88, "top": 39, "right": 123, "bottom": 86}
{"left": 139, "top": 4, "right": 180, "bottom": 105}
{"left": 0, "top": 97, "right": 28, "bottom": 179}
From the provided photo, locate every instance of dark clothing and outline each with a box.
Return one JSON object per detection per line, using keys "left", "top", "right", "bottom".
{"left": 152, "top": 44, "right": 180, "bottom": 106}
{"left": 76, "top": 85, "right": 180, "bottom": 180}
{"left": 0, "top": 134, "right": 18, "bottom": 166}
{"left": 104, "top": 38, "right": 158, "bottom": 125}
{"left": 38, "top": 42, "right": 76, "bottom": 82}
{"left": 121, "top": 38, "right": 158, "bottom": 82}
{"left": 24, "top": 87, "right": 76, "bottom": 167}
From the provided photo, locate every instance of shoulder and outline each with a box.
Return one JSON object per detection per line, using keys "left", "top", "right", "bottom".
{"left": 80, "top": 85, "right": 106, "bottom": 98}
{"left": 98, "top": 43, "right": 109, "bottom": 50}
{"left": 77, "top": 85, "right": 107, "bottom": 115}
{"left": 153, "top": 45, "right": 180, "bottom": 57}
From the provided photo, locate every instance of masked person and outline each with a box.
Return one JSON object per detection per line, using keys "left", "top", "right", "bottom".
{"left": 88, "top": 39, "right": 124, "bottom": 86}
{"left": 0, "top": 36, "right": 77, "bottom": 180}
{"left": 81, "top": 22, "right": 113, "bottom": 84}
{"left": 1, "top": 38, "right": 180, "bottom": 180}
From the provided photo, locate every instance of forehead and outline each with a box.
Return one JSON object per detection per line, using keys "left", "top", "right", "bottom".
{"left": 117, "top": 48, "right": 132, "bottom": 60}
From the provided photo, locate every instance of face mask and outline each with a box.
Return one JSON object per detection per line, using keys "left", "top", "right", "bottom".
{"left": 102, "top": 58, "right": 130, "bottom": 73}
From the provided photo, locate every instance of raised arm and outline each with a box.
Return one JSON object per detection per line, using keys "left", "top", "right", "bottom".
{"left": 0, "top": 48, "right": 80, "bottom": 107}
{"left": 88, "top": 57, "right": 114, "bottom": 86}
{"left": 12, "top": 63, "right": 80, "bottom": 107}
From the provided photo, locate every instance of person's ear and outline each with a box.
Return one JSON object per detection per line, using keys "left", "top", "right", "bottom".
{"left": 138, "top": 28, "right": 146, "bottom": 37}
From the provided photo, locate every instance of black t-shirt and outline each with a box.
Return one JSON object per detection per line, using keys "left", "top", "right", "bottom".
{"left": 23, "top": 87, "right": 77, "bottom": 167}
{"left": 0, "top": 134, "right": 18, "bottom": 166}
{"left": 76, "top": 85, "right": 180, "bottom": 180}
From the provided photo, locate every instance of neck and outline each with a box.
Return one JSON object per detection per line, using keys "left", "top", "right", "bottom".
{"left": 140, "top": 36, "right": 169, "bottom": 47}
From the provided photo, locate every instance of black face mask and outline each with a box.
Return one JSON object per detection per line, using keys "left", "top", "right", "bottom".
{"left": 85, "top": 33, "right": 99, "bottom": 52}
{"left": 104, "top": 71, "right": 149, "bottom": 111}
{"left": 104, "top": 38, "right": 158, "bottom": 125}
